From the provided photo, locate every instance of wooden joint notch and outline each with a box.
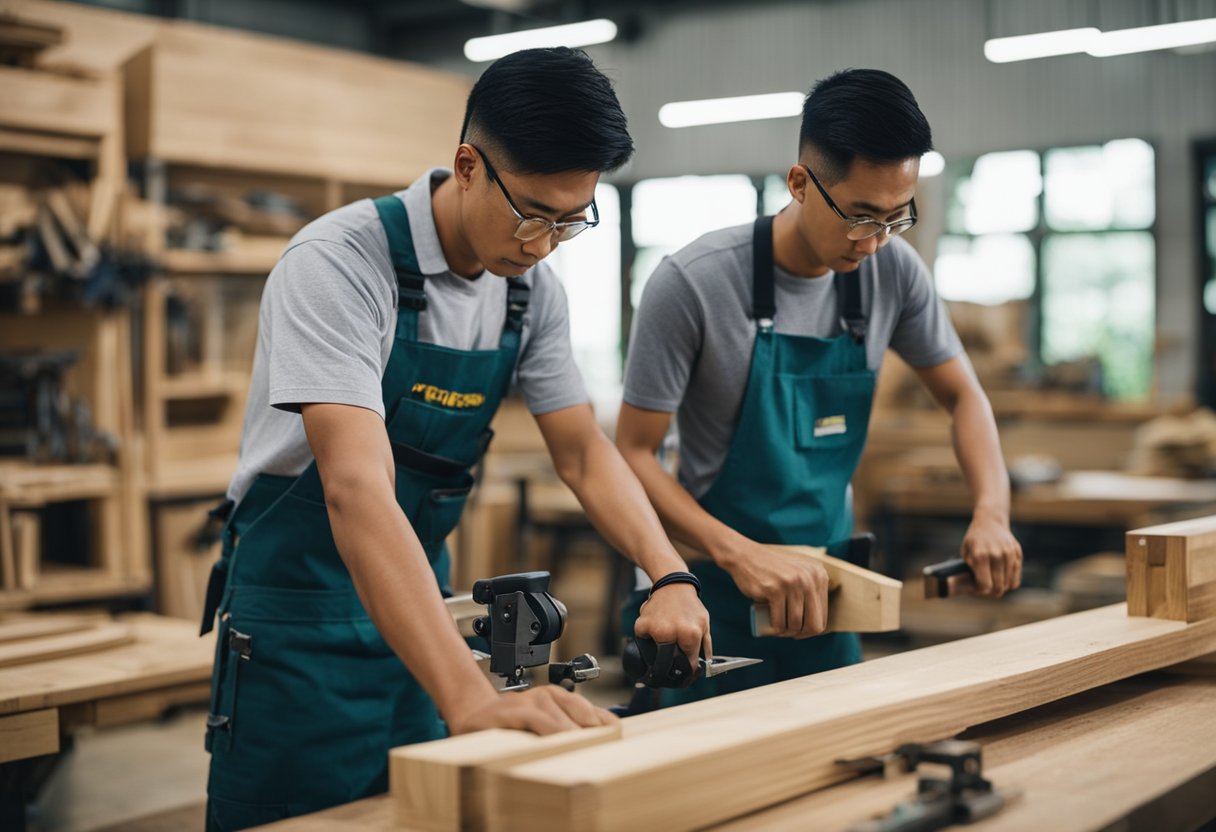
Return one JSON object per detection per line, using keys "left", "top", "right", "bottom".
{"left": 1127, "top": 515, "right": 1216, "bottom": 622}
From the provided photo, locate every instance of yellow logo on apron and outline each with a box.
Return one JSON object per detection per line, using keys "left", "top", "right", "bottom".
{"left": 411, "top": 383, "right": 486, "bottom": 409}
{"left": 813, "top": 415, "right": 847, "bottom": 437}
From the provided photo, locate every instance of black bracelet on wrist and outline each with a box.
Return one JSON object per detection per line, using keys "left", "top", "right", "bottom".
{"left": 649, "top": 571, "right": 702, "bottom": 598}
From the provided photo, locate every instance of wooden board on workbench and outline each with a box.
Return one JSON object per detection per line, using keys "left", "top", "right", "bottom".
{"left": 486, "top": 604, "right": 1216, "bottom": 831}
{"left": 390, "top": 726, "right": 620, "bottom": 832}
{"left": 0, "top": 621, "right": 133, "bottom": 668}
{"left": 713, "top": 675, "right": 1216, "bottom": 832}
{"left": 0, "top": 613, "right": 213, "bottom": 715}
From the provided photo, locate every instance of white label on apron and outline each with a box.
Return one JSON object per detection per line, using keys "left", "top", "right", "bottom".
{"left": 814, "top": 415, "right": 847, "bottom": 437}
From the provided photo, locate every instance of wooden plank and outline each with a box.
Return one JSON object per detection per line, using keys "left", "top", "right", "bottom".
{"left": 0, "top": 614, "right": 98, "bottom": 644}
{"left": 11, "top": 509, "right": 39, "bottom": 589}
{"left": 487, "top": 604, "right": 1216, "bottom": 831}
{"left": 391, "top": 726, "right": 621, "bottom": 832}
{"left": 0, "top": 126, "right": 97, "bottom": 158}
{"left": 0, "top": 614, "right": 213, "bottom": 714}
{"left": 713, "top": 675, "right": 1216, "bottom": 832}
{"left": 253, "top": 795, "right": 396, "bottom": 831}
{"left": 0, "top": 65, "right": 115, "bottom": 137}
{"left": 0, "top": 707, "right": 58, "bottom": 763}
{"left": 676, "top": 542, "right": 901, "bottom": 634}
{"left": 1127, "top": 515, "right": 1216, "bottom": 622}
{"left": 0, "top": 622, "right": 133, "bottom": 668}
{"left": 128, "top": 21, "right": 468, "bottom": 183}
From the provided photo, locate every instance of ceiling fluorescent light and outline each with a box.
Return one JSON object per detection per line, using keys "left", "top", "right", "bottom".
{"left": 983, "top": 27, "right": 1099, "bottom": 63}
{"left": 1087, "top": 17, "right": 1216, "bottom": 56}
{"left": 464, "top": 19, "right": 617, "bottom": 62}
{"left": 659, "top": 92, "right": 804, "bottom": 128}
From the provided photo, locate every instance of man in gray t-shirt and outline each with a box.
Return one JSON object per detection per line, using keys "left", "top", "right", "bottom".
{"left": 204, "top": 48, "right": 711, "bottom": 829}
{"left": 617, "top": 69, "right": 1023, "bottom": 705}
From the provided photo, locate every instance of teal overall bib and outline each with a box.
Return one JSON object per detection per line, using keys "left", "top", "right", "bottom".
{"left": 625, "top": 215, "right": 874, "bottom": 707}
{"left": 199, "top": 195, "right": 527, "bottom": 830}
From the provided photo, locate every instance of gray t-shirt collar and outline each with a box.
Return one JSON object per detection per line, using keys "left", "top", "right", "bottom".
{"left": 402, "top": 167, "right": 485, "bottom": 287}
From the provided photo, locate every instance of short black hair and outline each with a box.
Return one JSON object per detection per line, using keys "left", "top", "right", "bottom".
{"left": 461, "top": 47, "right": 634, "bottom": 175}
{"left": 799, "top": 68, "right": 933, "bottom": 183}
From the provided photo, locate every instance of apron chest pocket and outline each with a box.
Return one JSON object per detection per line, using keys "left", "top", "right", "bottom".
{"left": 792, "top": 374, "right": 876, "bottom": 451}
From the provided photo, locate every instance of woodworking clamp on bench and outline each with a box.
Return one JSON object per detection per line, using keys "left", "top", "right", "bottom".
{"left": 469, "top": 571, "right": 601, "bottom": 690}
{"left": 842, "top": 739, "right": 1012, "bottom": 831}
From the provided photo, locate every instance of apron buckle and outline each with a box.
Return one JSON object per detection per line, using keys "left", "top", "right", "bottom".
{"left": 228, "top": 629, "right": 253, "bottom": 660}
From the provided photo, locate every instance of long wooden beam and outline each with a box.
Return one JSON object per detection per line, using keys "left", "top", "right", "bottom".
{"left": 712, "top": 675, "right": 1216, "bottom": 831}
{"left": 486, "top": 604, "right": 1216, "bottom": 831}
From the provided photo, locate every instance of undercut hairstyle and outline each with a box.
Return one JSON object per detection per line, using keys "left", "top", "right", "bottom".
{"left": 799, "top": 68, "right": 933, "bottom": 184}
{"left": 460, "top": 47, "right": 634, "bottom": 175}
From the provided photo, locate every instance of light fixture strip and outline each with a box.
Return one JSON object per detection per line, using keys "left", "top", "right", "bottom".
{"left": 658, "top": 92, "right": 804, "bottom": 128}
{"left": 464, "top": 19, "right": 618, "bottom": 63}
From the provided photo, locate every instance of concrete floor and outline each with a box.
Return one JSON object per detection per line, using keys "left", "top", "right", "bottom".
{"left": 29, "top": 708, "right": 210, "bottom": 832}
{"left": 26, "top": 673, "right": 634, "bottom": 832}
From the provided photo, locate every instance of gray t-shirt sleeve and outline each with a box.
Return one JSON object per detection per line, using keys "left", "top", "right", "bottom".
{"left": 515, "top": 268, "right": 590, "bottom": 415}
{"left": 885, "top": 242, "right": 964, "bottom": 368}
{"left": 623, "top": 256, "right": 704, "bottom": 413}
{"left": 265, "top": 240, "right": 392, "bottom": 416}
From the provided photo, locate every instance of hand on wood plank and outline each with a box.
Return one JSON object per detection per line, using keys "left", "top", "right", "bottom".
{"left": 675, "top": 541, "right": 901, "bottom": 636}
{"left": 446, "top": 684, "right": 618, "bottom": 737}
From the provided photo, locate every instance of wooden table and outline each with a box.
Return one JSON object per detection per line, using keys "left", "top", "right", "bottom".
{"left": 253, "top": 672, "right": 1216, "bottom": 832}
{"left": 0, "top": 614, "right": 214, "bottom": 831}
{"left": 876, "top": 470, "right": 1216, "bottom": 578}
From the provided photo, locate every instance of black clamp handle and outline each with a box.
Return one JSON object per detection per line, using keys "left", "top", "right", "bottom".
{"left": 622, "top": 635, "right": 696, "bottom": 689}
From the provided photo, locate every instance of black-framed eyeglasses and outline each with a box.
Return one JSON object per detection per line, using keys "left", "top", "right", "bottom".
{"left": 801, "top": 163, "right": 917, "bottom": 241}
{"left": 471, "top": 145, "right": 600, "bottom": 243}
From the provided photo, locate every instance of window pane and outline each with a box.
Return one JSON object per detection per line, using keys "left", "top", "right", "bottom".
{"left": 1041, "top": 232, "right": 1155, "bottom": 400}
{"left": 1044, "top": 139, "right": 1154, "bottom": 231}
{"left": 934, "top": 234, "right": 1035, "bottom": 305}
{"left": 549, "top": 183, "right": 621, "bottom": 399}
{"left": 960, "top": 150, "right": 1041, "bottom": 235}
{"left": 630, "top": 174, "right": 757, "bottom": 304}
{"left": 763, "top": 174, "right": 792, "bottom": 215}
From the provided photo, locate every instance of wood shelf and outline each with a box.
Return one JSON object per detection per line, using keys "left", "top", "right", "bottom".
{"left": 160, "top": 246, "right": 282, "bottom": 275}
{"left": 0, "top": 65, "right": 117, "bottom": 139}
{"left": 0, "top": 568, "right": 151, "bottom": 611}
{"left": 146, "top": 454, "right": 236, "bottom": 500}
{"left": 158, "top": 370, "right": 247, "bottom": 401}
{"left": 0, "top": 462, "right": 119, "bottom": 507}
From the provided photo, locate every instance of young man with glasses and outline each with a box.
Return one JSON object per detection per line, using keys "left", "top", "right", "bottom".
{"left": 201, "top": 48, "right": 710, "bottom": 830}
{"left": 616, "top": 69, "right": 1022, "bottom": 706}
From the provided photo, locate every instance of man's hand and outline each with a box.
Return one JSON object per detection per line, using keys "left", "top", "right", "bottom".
{"left": 447, "top": 686, "right": 617, "bottom": 736}
{"left": 634, "top": 583, "right": 711, "bottom": 672}
{"left": 961, "top": 510, "right": 1023, "bottom": 597}
{"left": 719, "top": 542, "right": 830, "bottom": 638}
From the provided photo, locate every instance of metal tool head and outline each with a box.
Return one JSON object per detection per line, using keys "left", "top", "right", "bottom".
{"left": 700, "top": 655, "right": 763, "bottom": 678}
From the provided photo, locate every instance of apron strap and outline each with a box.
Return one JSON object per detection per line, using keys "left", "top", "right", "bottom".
{"left": 373, "top": 195, "right": 427, "bottom": 341}
{"left": 499, "top": 277, "right": 530, "bottom": 350}
{"left": 835, "top": 269, "right": 867, "bottom": 344}
{"left": 751, "top": 216, "right": 776, "bottom": 329}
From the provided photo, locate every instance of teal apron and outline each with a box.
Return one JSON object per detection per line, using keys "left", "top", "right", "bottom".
{"left": 624, "top": 215, "right": 874, "bottom": 707}
{"left": 199, "top": 195, "right": 528, "bottom": 831}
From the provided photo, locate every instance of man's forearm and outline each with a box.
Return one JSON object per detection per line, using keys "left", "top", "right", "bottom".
{"left": 559, "top": 434, "right": 695, "bottom": 581}
{"left": 613, "top": 442, "right": 751, "bottom": 569}
{"left": 325, "top": 475, "right": 496, "bottom": 723}
{"left": 949, "top": 389, "right": 1011, "bottom": 520}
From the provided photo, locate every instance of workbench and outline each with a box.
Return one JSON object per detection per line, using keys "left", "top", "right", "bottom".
{"left": 251, "top": 671, "right": 1216, "bottom": 831}
{"left": 876, "top": 469, "right": 1216, "bottom": 579}
{"left": 0, "top": 614, "right": 214, "bottom": 831}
